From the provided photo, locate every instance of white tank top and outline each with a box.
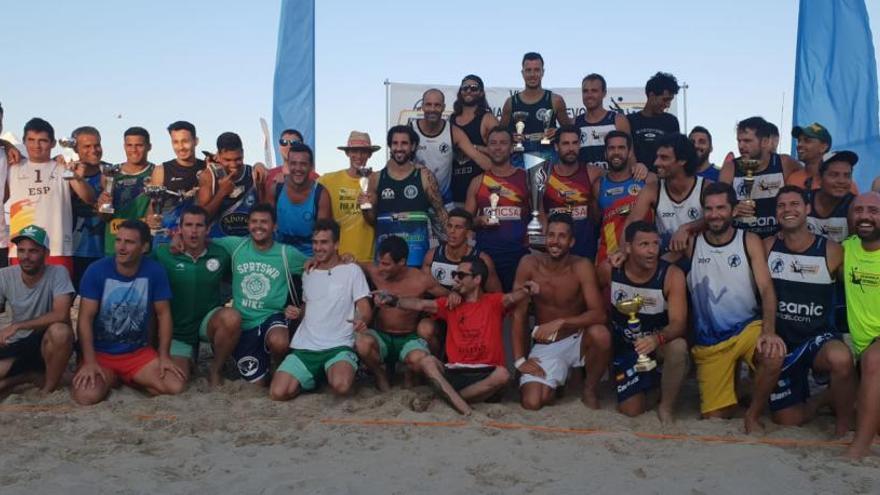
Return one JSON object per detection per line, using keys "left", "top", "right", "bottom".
{"left": 655, "top": 176, "right": 704, "bottom": 240}
{"left": 688, "top": 228, "right": 759, "bottom": 346}
{"left": 5, "top": 160, "right": 73, "bottom": 257}
{"left": 411, "top": 120, "right": 453, "bottom": 203}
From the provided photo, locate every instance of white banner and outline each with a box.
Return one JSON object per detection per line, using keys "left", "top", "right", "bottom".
{"left": 387, "top": 81, "right": 677, "bottom": 127}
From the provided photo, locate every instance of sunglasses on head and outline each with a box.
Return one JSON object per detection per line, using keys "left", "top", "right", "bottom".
{"left": 279, "top": 138, "right": 301, "bottom": 146}
{"left": 452, "top": 270, "right": 474, "bottom": 279}
{"left": 460, "top": 84, "right": 481, "bottom": 93}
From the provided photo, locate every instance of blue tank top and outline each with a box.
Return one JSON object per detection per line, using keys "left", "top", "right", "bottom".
{"left": 276, "top": 182, "right": 323, "bottom": 256}
{"left": 609, "top": 261, "right": 670, "bottom": 349}
{"left": 575, "top": 111, "right": 617, "bottom": 167}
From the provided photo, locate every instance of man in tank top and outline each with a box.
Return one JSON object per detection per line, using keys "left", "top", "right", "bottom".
{"left": 598, "top": 221, "right": 689, "bottom": 422}
{"left": 198, "top": 132, "right": 261, "bottom": 238}
{"left": 719, "top": 116, "right": 802, "bottom": 239}
{"left": 575, "top": 73, "right": 631, "bottom": 169}
{"left": 667, "top": 182, "right": 784, "bottom": 433}
{"left": 450, "top": 75, "right": 498, "bottom": 208}
{"left": 626, "top": 133, "right": 707, "bottom": 254}
{"left": 268, "top": 143, "right": 331, "bottom": 257}
{"left": 362, "top": 125, "right": 448, "bottom": 267}
{"left": 411, "top": 89, "right": 454, "bottom": 207}
{"left": 763, "top": 185, "right": 854, "bottom": 437}
{"left": 465, "top": 126, "right": 530, "bottom": 292}
{"left": 421, "top": 208, "right": 501, "bottom": 293}
{"left": 500, "top": 52, "right": 571, "bottom": 168}
{"left": 627, "top": 72, "right": 681, "bottom": 174}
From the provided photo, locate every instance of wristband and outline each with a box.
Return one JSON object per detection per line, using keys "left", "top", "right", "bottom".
{"left": 657, "top": 333, "right": 667, "bottom": 347}
{"left": 514, "top": 357, "right": 527, "bottom": 369}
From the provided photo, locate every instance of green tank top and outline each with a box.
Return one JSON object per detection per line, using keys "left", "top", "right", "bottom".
{"left": 843, "top": 236, "right": 880, "bottom": 354}
{"left": 104, "top": 164, "right": 154, "bottom": 255}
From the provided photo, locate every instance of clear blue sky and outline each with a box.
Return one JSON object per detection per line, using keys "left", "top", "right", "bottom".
{"left": 2, "top": 0, "right": 879, "bottom": 178}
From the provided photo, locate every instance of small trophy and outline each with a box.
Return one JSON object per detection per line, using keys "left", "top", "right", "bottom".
{"left": 736, "top": 158, "right": 761, "bottom": 225}
{"left": 358, "top": 167, "right": 373, "bottom": 210}
{"left": 527, "top": 164, "right": 548, "bottom": 249}
{"left": 615, "top": 295, "right": 657, "bottom": 373}
{"left": 99, "top": 163, "right": 122, "bottom": 214}
{"left": 486, "top": 185, "right": 501, "bottom": 225}
{"left": 540, "top": 109, "right": 555, "bottom": 146}
{"left": 560, "top": 189, "right": 576, "bottom": 216}
{"left": 512, "top": 111, "right": 529, "bottom": 153}
{"left": 618, "top": 203, "right": 632, "bottom": 217}
{"left": 143, "top": 178, "right": 170, "bottom": 236}
{"left": 57, "top": 137, "right": 79, "bottom": 180}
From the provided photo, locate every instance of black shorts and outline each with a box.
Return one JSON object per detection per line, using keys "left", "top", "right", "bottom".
{"left": 444, "top": 366, "right": 496, "bottom": 391}
{"left": 0, "top": 330, "right": 45, "bottom": 377}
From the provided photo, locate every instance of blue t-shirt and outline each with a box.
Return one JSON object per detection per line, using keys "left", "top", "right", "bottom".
{"left": 80, "top": 256, "right": 172, "bottom": 354}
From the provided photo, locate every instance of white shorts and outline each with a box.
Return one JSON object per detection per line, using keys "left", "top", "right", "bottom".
{"left": 519, "top": 331, "right": 584, "bottom": 389}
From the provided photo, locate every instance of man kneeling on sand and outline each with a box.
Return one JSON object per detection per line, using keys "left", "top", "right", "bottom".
{"left": 375, "top": 258, "right": 538, "bottom": 405}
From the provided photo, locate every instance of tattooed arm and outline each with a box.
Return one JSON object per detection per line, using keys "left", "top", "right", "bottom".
{"left": 419, "top": 165, "right": 449, "bottom": 236}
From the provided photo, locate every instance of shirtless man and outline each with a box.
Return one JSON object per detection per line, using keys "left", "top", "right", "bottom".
{"left": 357, "top": 235, "right": 453, "bottom": 391}
{"left": 513, "top": 213, "right": 611, "bottom": 410}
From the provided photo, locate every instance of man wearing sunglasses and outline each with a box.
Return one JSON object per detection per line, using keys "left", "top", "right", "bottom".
{"left": 375, "top": 258, "right": 539, "bottom": 405}
{"left": 450, "top": 75, "right": 498, "bottom": 208}
{"left": 264, "top": 129, "right": 305, "bottom": 199}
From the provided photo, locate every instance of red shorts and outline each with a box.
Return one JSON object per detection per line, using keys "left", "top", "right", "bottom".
{"left": 11, "top": 255, "right": 74, "bottom": 279}
{"left": 95, "top": 347, "right": 158, "bottom": 384}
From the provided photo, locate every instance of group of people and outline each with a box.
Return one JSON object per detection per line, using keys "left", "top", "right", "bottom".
{"left": 1, "top": 51, "right": 879, "bottom": 459}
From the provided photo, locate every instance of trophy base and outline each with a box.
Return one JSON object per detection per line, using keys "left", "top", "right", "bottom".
{"left": 540, "top": 138, "right": 551, "bottom": 146}
{"left": 61, "top": 173, "right": 77, "bottom": 181}
{"left": 528, "top": 233, "right": 546, "bottom": 250}
{"left": 739, "top": 216, "right": 758, "bottom": 226}
{"left": 485, "top": 217, "right": 499, "bottom": 226}
{"left": 634, "top": 355, "right": 657, "bottom": 373}
{"left": 513, "top": 145, "right": 525, "bottom": 153}
{"left": 150, "top": 228, "right": 168, "bottom": 237}
{"left": 98, "top": 205, "right": 115, "bottom": 214}
{"left": 360, "top": 203, "right": 372, "bottom": 210}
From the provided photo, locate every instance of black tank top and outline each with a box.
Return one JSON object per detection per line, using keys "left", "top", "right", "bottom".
{"left": 376, "top": 167, "right": 431, "bottom": 215}
{"left": 430, "top": 243, "right": 482, "bottom": 289}
{"left": 609, "top": 261, "right": 670, "bottom": 347}
{"left": 162, "top": 158, "right": 206, "bottom": 194}
{"left": 451, "top": 112, "right": 486, "bottom": 204}
{"left": 509, "top": 90, "right": 555, "bottom": 136}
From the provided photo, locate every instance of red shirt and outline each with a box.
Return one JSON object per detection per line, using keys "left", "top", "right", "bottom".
{"left": 434, "top": 293, "right": 507, "bottom": 367}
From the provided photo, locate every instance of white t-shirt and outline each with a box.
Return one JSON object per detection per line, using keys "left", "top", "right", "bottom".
{"left": 5, "top": 160, "right": 73, "bottom": 257}
{"left": 290, "top": 263, "right": 370, "bottom": 351}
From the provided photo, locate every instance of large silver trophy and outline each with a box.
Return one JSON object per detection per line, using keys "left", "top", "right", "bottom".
{"left": 57, "top": 137, "right": 79, "bottom": 180}
{"left": 142, "top": 177, "right": 171, "bottom": 236}
{"left": 540, "top": 109, "right": 555, "bottom": 146}
{"left": 358, "top": 167, "right": 373, "bottom": 210}
{"left": 526, "top": 154, "right": 549, "bottom": 249}
{"left": 99, "top": 163, "right": 122, "bottom": 214}
{"left": 512, "top": 111, "right": 529, "bottom": 153}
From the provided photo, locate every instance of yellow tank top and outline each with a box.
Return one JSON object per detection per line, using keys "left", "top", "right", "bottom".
{"left": 843, "top": 236, "right": 880, "bottom": 354}
{"left": 319, "top": 169, "right": 375, "bottom": 262}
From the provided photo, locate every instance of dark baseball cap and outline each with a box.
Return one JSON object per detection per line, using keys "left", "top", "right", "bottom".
{"left": 792, "top": 122, "right": 832, "bottom": 146}
{"left": 821, "top": 150, "right": 858, "bottom": 167}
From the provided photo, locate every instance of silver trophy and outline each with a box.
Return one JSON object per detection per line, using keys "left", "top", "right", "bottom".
{"left": 99, "top": 163, "right": 122, "bottom": 214}
{"left": 512, "top": 111, "right": 529, "bottom": 153}
{"left": 358, "top": 167, "right": 373, "bottom": 210}
{"left": 540, "top": 109, "right": 555, "bottom": 145}
{"left": 57, "top": 137, "right": 79, "bottom": 180}
{"left": 143, "top": 177, "right": 171, "bottom": 236}
{"left": 486, "top": 185, "right": 502, "bottom": 226}
{"left": 527, "top": 160, "right": 549, "bottom": 249}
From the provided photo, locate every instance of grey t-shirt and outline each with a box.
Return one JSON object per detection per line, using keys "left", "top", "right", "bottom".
{"left": 0, "top": 265, "right": 74, "bottom": 342}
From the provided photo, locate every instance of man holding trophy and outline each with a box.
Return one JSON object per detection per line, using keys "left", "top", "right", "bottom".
{"left": 597, "top": 221, "right": 689, "bottom": 422}
{"left": 319, "top": 131, "right": 380, "bottom": 262}
{"left": 197, "top": 132, "right": 261, "bottom": 238}
{"left": 465, "top": 126, "right": 530, "bottom": 292}
{"left": 6, "top": 118, "right": 95, "bottom": 276}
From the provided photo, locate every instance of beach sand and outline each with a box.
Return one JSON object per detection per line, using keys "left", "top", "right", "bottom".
{"left": 1, "top": 360, "right": 878, "bottom": 495}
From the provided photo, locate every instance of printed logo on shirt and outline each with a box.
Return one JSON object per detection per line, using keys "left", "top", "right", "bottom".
{"left": 628, "top": 184, "right": 642, "bottom": 196}
{"left": 728, "top": 254, "right": 742, "bottom": 268}
{"left": 237, "top": 356, "right": 260, "bottom": 377}
{"left": 688, "top": 207, "right": 700, "bottom": 220}
{"left": 241, "top": 273, "right": 271, "bottom": 303}
{"left": 381, "top": 188, "right": 395, "bottom": 200}
{"left": 404, "top": 185, "right": 419, "bottom": 199}
{"left": 206, "top": 258, "right": 220, "bottom": 272}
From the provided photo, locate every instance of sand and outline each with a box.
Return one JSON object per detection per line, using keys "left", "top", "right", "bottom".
{"left": 1, "top": 362, "right": 878, "bottom": 495}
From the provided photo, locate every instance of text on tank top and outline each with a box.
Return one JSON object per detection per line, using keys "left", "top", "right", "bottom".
{"left": 6, "top": 161, "right": 73, "bottom": 257}
{"left": 475, "top": 169, "right": 529, "bottom": 253}
{"left": 431, "top": 243, "right": 481, "bottom": 289}
{"left": 768, "top": 235, "right": 834, "bottom": 346}
{"left": 806, "top": 192, "right": 853, "bottom": 243}
{"left": 376, "top": 167, "right": 431, "bottom": 215}
{"left": 210, "top": 166, "right": 258, "bottom": 237}
{"left": 412, "top": 120, "right": 453, "bottom": 203}
{"left": 543, "top": 164, "right": 597, "bottom": 258}
{"left": 598, "top": 175, "right": 646, "bottom": 261}
{"left": 688, "top": 229, "right": 759, "bottom": 346}
{"left": 509, "top": 90, "right": 555, "bottom": 138}
{"left": 732, "top": 153, "right": 784, "bottom": 237}
{"left": 609, "top": 261, "right": 670, "bottom": 344}
{"left": 576, "top": 111, "right": 617, "bottom": 168}
{"left": 451, "top": 112, "right": 486, "bottom": 204}
{"left": 655, "top": 176, "right": 704, "bottom": 243}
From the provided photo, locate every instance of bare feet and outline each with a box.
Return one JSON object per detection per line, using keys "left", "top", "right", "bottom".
{"left": 403, "top": 369, "right": 416, "bottom": 389}
{"left": 207, "top": 370, "right": 224, "bottom": 387}
{"left": 581, "top": 387, "right": 599, "bottom": 410}
{"left": 657, "top": 406, "right": 674, "bottom": 424}
{"left": 374, "top": 369, "right": 391, "bottom": 392}
{"left": 744, "top": 413, "right": 764, "bottom": 434}
{"left": 844, "top": 444, "right": 873, "bottom": 460}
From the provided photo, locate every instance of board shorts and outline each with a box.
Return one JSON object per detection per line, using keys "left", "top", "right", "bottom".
{"left": 95, "top": 346, "right": 158, "bottom": 384}
{"left": 612, "top": 349, "right": 659, "bottom": 403}
{"left": 234, "top": 312, "right": 288, "bottom": 383}
{"left": 769, "top": 332, "right": 839, "bottom": 412}
{"left": 170, "top": 307, "right": 223, "bottom": 360}
{"left": 0, "top": 330, "right": 45, "bottom": 377}
{"left": 444, "top": 365, "right": 497, "bottom": 391}
{"left": 691, "top": 320, "right": 762, "bottom": 414}
{"left": 519, "top": 331, "right": 584, "bottom": 389}
{"left": 277, "top": 346, "right": 358, "bottom": 391}
{"left": 367, "top": 329, "right": 429, "bottom": 364}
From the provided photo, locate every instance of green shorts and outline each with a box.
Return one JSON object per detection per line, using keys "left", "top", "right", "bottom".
{"left": 277, "top": 346, "right": 358, "bottom": 391}
{"left": 170, "top": 307, "right": 223, "bottom": 359}
{"left": 367, "top": 328, "right": 429, "bottom": 364}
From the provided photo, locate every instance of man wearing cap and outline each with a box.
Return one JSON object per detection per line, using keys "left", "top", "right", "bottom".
{"left": 788, "top": 123, "right": 832, "bottom": 191}
{"left": 807, "top": 151, "right": 858, "bottom": 243}
{"left": 0, "top": 225, "right": 75, "bottom": 393}
{"left": 318, "top": 131, "right": 380, "bottom": 262}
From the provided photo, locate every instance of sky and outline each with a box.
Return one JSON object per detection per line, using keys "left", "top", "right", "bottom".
{"left": 2, "top": 0, "right": 879, "bottom": 182}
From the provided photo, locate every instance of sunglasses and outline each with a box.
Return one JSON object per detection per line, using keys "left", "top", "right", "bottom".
{"left": 279, "top": 139, "right": 302, "bottom": 146}
{"left": 460, "top": 84, "right": 481, "bottom": 93}
{"left": 452, "top": 270, "right": 474, "bottom": 280}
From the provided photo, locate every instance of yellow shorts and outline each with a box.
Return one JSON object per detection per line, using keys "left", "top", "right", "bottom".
{"left": 691, "top": 320, "right": 762, "bottom": 414}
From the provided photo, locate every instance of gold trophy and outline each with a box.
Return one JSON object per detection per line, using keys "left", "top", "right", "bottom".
{"left": 512, "top": 111, "right": 529, "bottom": 153}
{"left": 358, "top": 167, "right": 373, "bottom": 210}
{"left": 98, "top": 163, "right": 122, "bottom": 214}
{"left": 486, "top": 185, "right": 501, "bottom": 225}
{"left": 540, "top": 109, "right": 555, "bottom": 145}
{"left": 614, "top": 295, "right": 657, "bottom": 372}
{"left": 736, "top": 158, "right": 761, "bottom": 225}
{"left": 57, "top": 137, "right": 79, "bottom": 180}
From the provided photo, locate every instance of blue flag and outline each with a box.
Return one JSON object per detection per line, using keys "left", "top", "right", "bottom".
{"left": 273, "top": 0, "right": 315, "bottom": 163}
{"left": 793, "top": 0, "right": 879, "bottom": 190}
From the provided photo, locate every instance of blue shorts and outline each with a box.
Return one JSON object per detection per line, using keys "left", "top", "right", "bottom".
{"left": 612, "top": 350, "right": 658, "bottom": 403}
{"left": 233, "top": 313, "right": 288, "bottom": 382}
{"left": 769, "top": 332, "right": 838, "bottom": 412}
